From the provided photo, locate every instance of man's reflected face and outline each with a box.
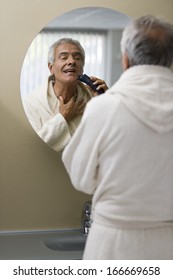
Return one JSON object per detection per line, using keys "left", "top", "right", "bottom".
{"left": 49, "top": 43, "right": 84, "bottom": 84}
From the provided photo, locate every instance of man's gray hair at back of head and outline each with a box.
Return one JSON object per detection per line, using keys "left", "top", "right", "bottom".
{"left": 48, "top": 38, "right": 85, "bottom": 65}
{"left": 121, "top": 15, "right": 173, "bottom": 67}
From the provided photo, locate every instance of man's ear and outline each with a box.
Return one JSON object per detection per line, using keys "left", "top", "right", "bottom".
{"left": 48, "top": 63, "right": 53, "bottom": 74}
{"left": 122, "top": 53, "right": 130, "bottom": 70}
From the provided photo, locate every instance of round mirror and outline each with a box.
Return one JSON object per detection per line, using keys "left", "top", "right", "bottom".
{"left": 20, "top": 7, "right": 131, "bottom": 152}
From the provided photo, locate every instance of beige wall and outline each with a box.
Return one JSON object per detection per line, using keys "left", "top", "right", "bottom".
{"left": 0, "top": 0, "right": 173, "bottom": 231}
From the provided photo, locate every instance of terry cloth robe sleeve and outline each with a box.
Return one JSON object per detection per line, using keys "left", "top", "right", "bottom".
{"left": 62, "top": 94, "right": 118, "bottom": 195}
{"left": 62, "top": 100, "right": 99, "bottom": 194}
{"left": 22, "top": 82, "right": 71, "bottom": 152}
{"left": 36, "top": 113, "right": 71, "bottom": 151}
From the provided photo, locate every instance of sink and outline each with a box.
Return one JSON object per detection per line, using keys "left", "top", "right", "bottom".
{"left": 44, "top": 229, "right": 87, "bottom": 252}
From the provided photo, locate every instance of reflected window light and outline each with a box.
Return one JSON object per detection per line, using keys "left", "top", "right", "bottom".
{"left": 20, "top": 30, "right": 106, "bottom": 96}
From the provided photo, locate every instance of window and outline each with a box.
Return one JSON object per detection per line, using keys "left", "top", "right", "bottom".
{"left": 20, "top": 30, "right": 106, "bottom": 96}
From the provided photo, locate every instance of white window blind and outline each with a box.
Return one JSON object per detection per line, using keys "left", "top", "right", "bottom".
{"left": 20, "top": 30, "right": 106, "bottom": 96}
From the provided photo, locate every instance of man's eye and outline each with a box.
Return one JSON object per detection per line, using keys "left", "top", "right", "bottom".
{"left": 61, "top": 56, "right": 67, "bottom": 60}
{"left": 75, "top": 56, "right": 81, "bottom": 60}
{"left": 59, "top": 55, "right": 67, "bottom": 60}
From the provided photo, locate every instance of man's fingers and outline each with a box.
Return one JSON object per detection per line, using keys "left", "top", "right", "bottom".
{"left": 90, "top": 76, "right": 108, "bottom": 92}
{"left": 59, "top": 96, "right": 64, "bottom": 104}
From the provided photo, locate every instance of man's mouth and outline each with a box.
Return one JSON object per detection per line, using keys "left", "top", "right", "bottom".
{"left": 64, "top": 69, "right": 76, "bottom": 74}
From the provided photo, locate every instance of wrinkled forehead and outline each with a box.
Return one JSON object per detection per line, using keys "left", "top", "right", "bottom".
{"left": 55, "top": 43, "right": 84, "bottom": 59}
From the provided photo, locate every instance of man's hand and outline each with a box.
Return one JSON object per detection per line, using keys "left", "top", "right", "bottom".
{"left": 89, "top": 76, "right": 108, "bottom": 96}
{"left": 59, "top": 95, "right": 86, "bottom": 122}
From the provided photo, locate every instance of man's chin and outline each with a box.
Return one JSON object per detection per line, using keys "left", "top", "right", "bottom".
{"left": 64, "top": 73, "right": 78, "bottom": 80}
{"left": 63, "top": 76, "right": 78, "bottom": 84}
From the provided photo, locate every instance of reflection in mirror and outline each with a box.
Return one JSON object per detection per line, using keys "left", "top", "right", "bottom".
{"left": 20, "top": 7, "right": 131, "bottom": 152}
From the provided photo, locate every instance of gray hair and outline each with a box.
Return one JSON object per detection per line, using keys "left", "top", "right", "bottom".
{"left": 48, "top": 38, "right": 85, "bottom": 65}
{"left": 121, "top": 15, "right": 173, "bottom": 67}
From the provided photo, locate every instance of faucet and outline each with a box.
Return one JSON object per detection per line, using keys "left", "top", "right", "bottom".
{"left": 81, "top": 201, "right": 92, "bottom": 235}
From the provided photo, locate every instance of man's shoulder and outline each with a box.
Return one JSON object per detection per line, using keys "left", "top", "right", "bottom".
{"left": 31, "top": 81, "right": 48, "bottom": 96}
{"left": 84, "top": 93, "right": 121, "bottom": 119}
{"left": 22, "top": 81, "right": 49, "bottom": 109}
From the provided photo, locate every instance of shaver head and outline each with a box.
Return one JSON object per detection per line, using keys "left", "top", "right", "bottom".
{"left": 78, "top": 74, "right": 104, "bottom": 94}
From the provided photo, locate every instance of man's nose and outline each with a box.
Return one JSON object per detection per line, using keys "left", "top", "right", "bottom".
{"left": 67, "top": 55, "right": 76, "bottom": 65}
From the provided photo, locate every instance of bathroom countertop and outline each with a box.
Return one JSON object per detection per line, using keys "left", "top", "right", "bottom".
{"left": 0, "top": 229, "right": 84, "bottom": 260}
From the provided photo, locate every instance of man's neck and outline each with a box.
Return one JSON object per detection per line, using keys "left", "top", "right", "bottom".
{"left": 53, "top": 81, "right": 78, "bottom": 103}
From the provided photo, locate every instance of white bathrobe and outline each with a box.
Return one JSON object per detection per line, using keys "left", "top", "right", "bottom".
{"left": 22, "top": 78, "right": 92, "bottom": 152}
{"left": 62, "top": 65, "right": 173, "bottom": 259}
